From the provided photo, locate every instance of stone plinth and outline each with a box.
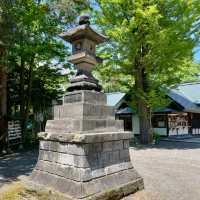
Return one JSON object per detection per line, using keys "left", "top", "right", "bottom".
{"left": 30, "top": 132, "right": 143, "bottom": 199}
{"left": 28, "top": 91, "right": 144, "bottom": 199}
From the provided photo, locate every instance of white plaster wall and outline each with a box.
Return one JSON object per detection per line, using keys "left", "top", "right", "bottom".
{"left": 153, "top": 128, "right": 167, "bottom": 136}
{"left": 132, "top": 115, "right": 167, "bottom": 136}
{"left": 132, "top": 115, "right": 140, "bottom": 135}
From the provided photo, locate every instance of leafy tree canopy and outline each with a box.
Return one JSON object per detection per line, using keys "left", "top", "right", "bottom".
{"left": 95, "top": 0, "right": 200, "bottom": 103}
{"left": 95, "top": 0, "right": 200, "bottom": 143}
{"left": 2, "top": 0, "right": 89, "bottom": 136}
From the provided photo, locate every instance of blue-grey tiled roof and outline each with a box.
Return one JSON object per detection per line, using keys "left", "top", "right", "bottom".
{"left": 116, "top": 107, "right": 134, "bottom": 115}
{"left": 154, "top": 108, "right": 178, "bottom": 113}
{"left": 172, "top": 82, "right": 200, "bottom": 104}
{"left": 169, "top": 82, "right": 200, "bottom": 112}
{"left": 106, "top": 92, "right": 125, "bottom": 107}
{"left": 106, "top": 82, "right": 200, "bottom": 113}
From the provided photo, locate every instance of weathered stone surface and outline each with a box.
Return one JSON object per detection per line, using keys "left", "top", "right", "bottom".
{"left": 102, "top": 141, "right": 113, "bottom": 152}
{"left": 45, "top": 119, "right": 82, "bottom": 133}
{"left": 38, "top": 142, "right": 130, "bottom": 169}
{"left": 30, "top": 168, "right": 143, "bottom": 199}
{"left": 40, "top": 141, "right": 89, "bottom": 155}
{"left": 35, "top": 160, "right": 90, "bottom": 182}
{"left": 123, "top": 140, "right": 130, "bottom": 149}
{"left": 120, "top": 149, "right": 130, "bottom": 161}
{"left": 25, "top": 174, "right": 143, "bottom": 200}
{"left": 89, "top": 142, "right": 102, "bottom": 153}
{"left": 64, "top": 90, "right": 107, "bottom": 105}
{"left": 54, "top": 103, "right": 115, "bottom": 120}
{"left": 45, "top": 118, "right": 124, "bottom": 134}
{"left": 39, "top": 150, "right": 90, "bottom": 168}
{"left": 51, "top": 90, "right": 123, "bottom": 134}
{"left": 38, "top": 131, "right": 133, "bottom": 143}
{"left": 35, "top": 159, "right": 133, "bottom": 182}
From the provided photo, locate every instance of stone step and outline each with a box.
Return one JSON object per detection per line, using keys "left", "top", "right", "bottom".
{"left": 54, "top": 103, "right": 115, "bottom": 120}
{"left": 45, "top": 119, "right": 124, "bottom": 133}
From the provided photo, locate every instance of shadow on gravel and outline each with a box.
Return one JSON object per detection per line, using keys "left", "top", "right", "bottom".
{"left": 131, "top": 140, "right": 200, "bottom": 150}
{"left": 0, "top": 149, "right": 38, "bottom": 187}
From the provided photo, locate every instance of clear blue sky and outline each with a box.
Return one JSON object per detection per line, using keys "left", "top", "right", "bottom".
{"left": 195, "top": 50, "right": 200, "bottom": 62}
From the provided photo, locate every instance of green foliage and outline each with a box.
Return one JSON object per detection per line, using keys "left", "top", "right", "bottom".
{"left": 1, "top": 0, "right": 89, "bottom": 141}
{"left": 6, "top": 0, "right": 66, "bottom": 116}
{"left": 152, "top": 132, "right": 160, "bottom": 144}
{"left": 95, "top": 0, "right": 200, "bottom": 108}
{"left": 0, "top": 1, "right": 13, "bottom": 65}
{"left": 94, "top": 0, "right": 200, "bottom": 143}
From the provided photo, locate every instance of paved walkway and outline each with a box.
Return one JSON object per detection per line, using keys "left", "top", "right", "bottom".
{"left": 1, "top": 141, "right": 200, "bottom": 200}
{"left": 124, "top": 141, "right": 200, "bottom": 200}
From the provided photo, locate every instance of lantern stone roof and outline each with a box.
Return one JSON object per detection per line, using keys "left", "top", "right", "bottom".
{"left": 68, "top": 51, "right": 98, "bottom": 65}
{"left": 60, "top": 24, "right": 107, "bottom": 44}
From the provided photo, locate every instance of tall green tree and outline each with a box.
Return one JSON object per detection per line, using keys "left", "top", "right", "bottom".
{"left": 6, "top": 0, "right": 89, "bottom": 143}
{"left": 0, "top": 1, "right": 13, "bottom": 150}
{"left": 96, "top": 0, "right": 200, "bottom": 144}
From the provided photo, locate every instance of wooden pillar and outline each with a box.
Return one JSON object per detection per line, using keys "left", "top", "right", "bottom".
{"left": 166, "top": 113, "right": 169, "bottom": 137}
{"left": 188, "top": 112, "right": 192, "bottom": 135}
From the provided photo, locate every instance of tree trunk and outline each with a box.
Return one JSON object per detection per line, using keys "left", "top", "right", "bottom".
{"left": 135, "top": 65, "right": 152, "bottom": 144}
{"left": 137, "top": 98, "right": 152, "bottom": 144}
{"left": 19, "top": 58, "right": 26, "bottom": 142}
{"left": 0, "top": 62, "right": 8, "bottom": 151}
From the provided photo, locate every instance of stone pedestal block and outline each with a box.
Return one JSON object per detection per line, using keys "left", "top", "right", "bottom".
{"left": 28, "top": 90, "right": 144, "bottom": 199}
{"left": 28, "top": 17, "right": 144, "bottom": 199}
{"left": 29, "top": 132, "right": 143, "bottom": 199}
{"left": 46, "top": 91, "right": 124, "bottom": 134}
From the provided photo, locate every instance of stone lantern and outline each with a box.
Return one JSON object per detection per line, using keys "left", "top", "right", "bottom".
{"left": 60, "top": 15, "right": 105, "bottom": 92}
{"left": 29, "top": 15, "right": 143, "bottom": 200}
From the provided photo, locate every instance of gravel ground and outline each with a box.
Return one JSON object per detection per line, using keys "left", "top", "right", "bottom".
{"left": 1, "top": 141, "right": 200, "bottom": 200}
{"left": 0, "top": 149, "right": 38, "bottom": 188}
{"left": 123, "top": 141, "right": 200, "bottom": 200}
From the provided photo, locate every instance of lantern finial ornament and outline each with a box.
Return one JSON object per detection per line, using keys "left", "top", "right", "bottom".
{"left": 79, "top": 14, "right": 90, "bottom": 25}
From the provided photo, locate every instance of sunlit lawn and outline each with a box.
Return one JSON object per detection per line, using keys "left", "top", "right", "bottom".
{"left": 0, "top": 181, "right": 65, "bottom": 200}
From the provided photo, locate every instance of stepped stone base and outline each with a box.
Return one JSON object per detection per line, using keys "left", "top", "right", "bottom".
{"left": 28, "top": 132, "right": 144, "bottom": 199}
{"left": 28, "top": 171, "right": 143, "bottom": 200}
{"left": 28, "top": 90, "right": 144, "bottom": 199}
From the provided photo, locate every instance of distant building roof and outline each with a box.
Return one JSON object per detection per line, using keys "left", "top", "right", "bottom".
{"left": 169, "top": 82, "right": 200, "bottom": 113}
{"left": 171, "top": 82, "right": 200, "bottom": 104}
{"left": 116, "top": 107, "right": 135, "bottom": 115}
{"left": 106, "top": 82, "right": 200, "bottom": 114}
{"left": 106, "top": 92, "right": 126, "bottom": 107}
{"left": 154, "top": 108, "right": 178, "bottom": 113}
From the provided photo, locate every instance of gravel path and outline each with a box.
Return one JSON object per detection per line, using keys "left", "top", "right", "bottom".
{"left": 1, "top": 141, "right": 200, "bottom": 200}
{"left": 124, "top": 141, "right": 200, "bottom": 200}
